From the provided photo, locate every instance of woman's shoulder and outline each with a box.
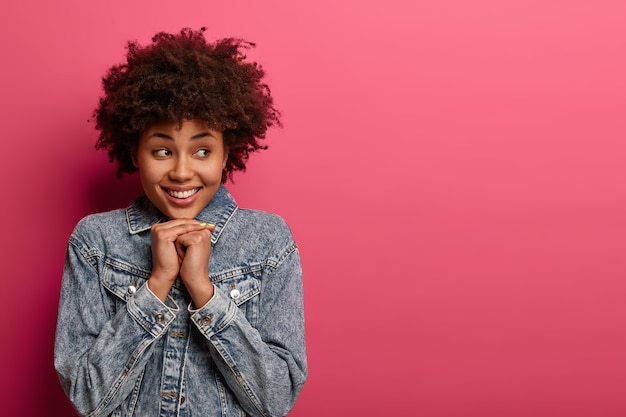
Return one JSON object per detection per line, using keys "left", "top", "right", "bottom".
{"left": 219, "top": 208, "right": 298, "bottom": 261}
{"left": 234, "top": 207, "right": 292, "bottom": 232}
{"left": 71, "top": 208, "right": 128, "bottom": 241}
{"left": 227, "top": 207, "right": 297, "bottom": 248}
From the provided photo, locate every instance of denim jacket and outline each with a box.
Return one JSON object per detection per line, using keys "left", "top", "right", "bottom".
{"left": 55, "top": 185, "right": 307, "bottom": 417}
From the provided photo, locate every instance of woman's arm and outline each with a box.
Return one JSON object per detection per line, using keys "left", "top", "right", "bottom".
{"left": 54, "top": 235, "right": 176, "bottom": 417}
{"left": 190, "top": 241, "right": 308, "bottom": 417}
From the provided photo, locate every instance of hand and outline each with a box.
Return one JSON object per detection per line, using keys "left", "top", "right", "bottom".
{"left": 148, "top": 220, "right": 214, "bottom": 302}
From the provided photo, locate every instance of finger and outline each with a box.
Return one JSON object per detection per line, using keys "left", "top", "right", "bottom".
{"left": 155, "top": 219, "right": 214, "bottom": 230}
{"left": 152, "top": 221, "right": 214, "bottom": 244}
{"left": 154, "top": 221, "right": 214, "bottom": 236}
{"left": 176, "top": 231, "right": 210, "bottom": 249}
{"left": 175, "top": 240, "right": 186, "bottom": 263}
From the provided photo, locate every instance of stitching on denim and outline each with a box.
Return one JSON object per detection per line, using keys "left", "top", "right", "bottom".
{"left": 265, "top": 242, "right": 298, "bottom": 273}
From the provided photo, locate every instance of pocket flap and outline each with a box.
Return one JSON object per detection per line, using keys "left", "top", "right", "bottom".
{"left": 101, "top": 259, "right": 149, "bottom": 301}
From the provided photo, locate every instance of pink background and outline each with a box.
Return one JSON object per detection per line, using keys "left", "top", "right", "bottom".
{"left": 1, "top": 1, "right": 625, "bottom": 416}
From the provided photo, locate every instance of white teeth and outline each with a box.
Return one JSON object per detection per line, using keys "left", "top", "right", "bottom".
{"left": 168, "top": 189, "right": 199, "bottom": 199}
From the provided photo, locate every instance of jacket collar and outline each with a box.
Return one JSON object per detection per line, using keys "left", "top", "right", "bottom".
{"left": 125, "top": 184, "right": 238, "bottom": 244}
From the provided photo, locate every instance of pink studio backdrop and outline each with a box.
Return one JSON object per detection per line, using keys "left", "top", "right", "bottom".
{"left": 1, "top": 1, "right": 625, "bottom": 416}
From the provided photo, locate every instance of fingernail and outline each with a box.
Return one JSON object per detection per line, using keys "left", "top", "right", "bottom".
{"left": 199, "top": 222, "right": 207, "bottom": 226}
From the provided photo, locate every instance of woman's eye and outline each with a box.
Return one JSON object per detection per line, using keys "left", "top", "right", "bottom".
{"left": 154, "top": 149, "right": 171, "bottom": 157}
{"left": 196, "top": 149, "right": 210, "bottom": 157}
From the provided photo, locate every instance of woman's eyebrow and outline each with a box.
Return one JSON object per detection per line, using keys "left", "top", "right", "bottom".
{"left": 190, "top": 132, "right": 216, "bottom": 140}
{"left": 147, "top": 132, "right": 216, "bottom": 140}
{"left": 149, "top": 132, "right": 174, "bottom": 140}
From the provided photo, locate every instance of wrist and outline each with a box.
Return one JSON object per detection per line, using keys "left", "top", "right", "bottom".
{"left": 147, "top": 277, "right": 173, "bottom": 302}
{"left": 187, "top": 279, "right": 215, "bottom": 308}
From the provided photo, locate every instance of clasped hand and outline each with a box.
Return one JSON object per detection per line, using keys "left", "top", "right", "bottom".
{"left": 147, "top": 219, "right": 215, "bottom": 306}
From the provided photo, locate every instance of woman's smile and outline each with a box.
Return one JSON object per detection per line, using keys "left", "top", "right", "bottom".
{"left": 133, "top": 119, "right": 228, "bottom": 219}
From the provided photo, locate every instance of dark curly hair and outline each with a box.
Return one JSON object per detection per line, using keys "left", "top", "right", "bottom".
{"left": 94, "top": 27, "right": 281, "bottom": 182}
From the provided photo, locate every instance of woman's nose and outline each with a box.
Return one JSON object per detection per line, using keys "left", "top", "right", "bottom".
{"left": 169, "top": 156, "right": 193, "bottom": 181}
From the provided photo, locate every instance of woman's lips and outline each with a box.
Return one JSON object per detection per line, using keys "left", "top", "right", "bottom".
{"left": 166, "top": 188, "right": 200, "bottom": 199}
{"left": 163, "top": 187, "right": 201, "bottom": 205}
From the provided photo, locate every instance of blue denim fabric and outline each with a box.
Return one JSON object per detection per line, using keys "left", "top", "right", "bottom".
{"left": 55, "top": 185, "right": 307, "bottom": 417}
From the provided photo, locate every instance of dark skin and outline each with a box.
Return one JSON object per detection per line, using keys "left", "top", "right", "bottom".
{"left": 148, "top": 220, "right": 215, "bottom": 307}
{"left": 135, "top": 119, "right": 229, "bottom": 308}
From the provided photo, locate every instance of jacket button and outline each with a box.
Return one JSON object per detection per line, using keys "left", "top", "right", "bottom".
{"left": 154, "top": 313, "right": 165, "bottom": 323}
{"left": 127, "top": 285, "right": 136, "bottom": 295}
{"left": 200, "top": 315, "right": 213, "bottom": 326}
{"left": 180, "top": 395, "right": 186, "bottom": 404}
{"left": 230, "top": 284, "right": 241, "bottom": 300}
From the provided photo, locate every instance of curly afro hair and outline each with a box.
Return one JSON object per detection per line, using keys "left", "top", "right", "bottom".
{"left": 94, "top": 27, "right": 281, "bottom": 182}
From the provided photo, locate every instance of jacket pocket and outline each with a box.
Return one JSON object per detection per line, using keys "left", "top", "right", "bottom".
{"left": 212, "top": 265, "right": 262, "bottom": 328}
{"left": 101, "top": 258, "right": 150, "bottom": 315}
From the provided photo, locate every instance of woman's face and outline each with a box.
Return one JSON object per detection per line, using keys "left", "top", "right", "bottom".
{"left": 133, "top": 119, "right": 228, "bottom": 219}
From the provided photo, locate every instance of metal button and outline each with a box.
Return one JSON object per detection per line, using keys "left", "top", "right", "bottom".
{"left": 180, "top": 395, "right": 186, "bottom": 404}
{"left": 154, "top": 313, "right": 165, "bottom": 323}
{"left": 199, "top": 315, "right": 213, "bottom": 326}
{"left": 127, "top": 285, "right": 136, "bottom": 295}
{"left": 230, "top": 283, "right": 241, "bottom": 300}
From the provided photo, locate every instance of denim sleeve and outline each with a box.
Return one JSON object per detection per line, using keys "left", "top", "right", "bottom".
{"left": 190, "top": 245, "right": 308, "bottom": 417}
{"left": 54, "top": 237, "right": 176, "bottom": 417}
